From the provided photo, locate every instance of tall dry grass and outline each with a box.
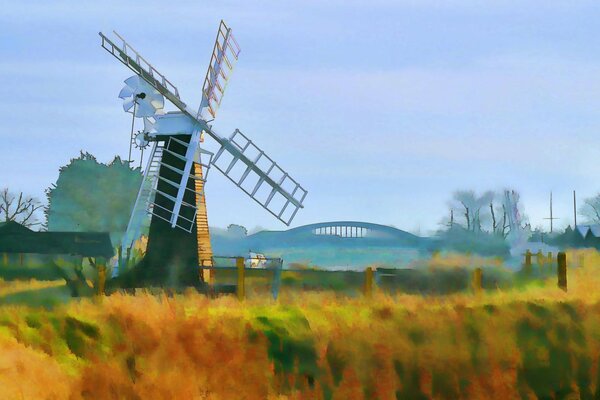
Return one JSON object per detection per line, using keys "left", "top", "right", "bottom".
{"left": 0, "top": 249, "right": 599, "bottom": 399}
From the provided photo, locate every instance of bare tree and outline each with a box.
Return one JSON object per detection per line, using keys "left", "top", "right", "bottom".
{"left": 463, "top": 204, "right": 471, "bottom": 230}
{"left": 580, "top": 194, "right": 600, "bottom": 224}
{"left": 452, "top": 190, "right": 494, "bottom": 232}
{"left": 453, "top": 190, "right": 475, "bottom": 231}
{"left": 446, "top": 190, "right": 518, "bottom": 236}
{"left": 490, "top": 195, "right": 510, "bottom": 237}
{"left": 0, "top": 188, "right": 43, "bottom": 228}
{"left": 501, "top": 204, "right": 509, "bottom": 238}
{"left": 490, "top": 202, "right": 497, "bottom": 233}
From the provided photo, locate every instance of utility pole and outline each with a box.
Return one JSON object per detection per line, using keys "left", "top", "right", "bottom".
{"left": 573, "top": 190, "right": 577, "bottom": 227}
{"left": 544, "top": 191, "right": 559, "bottom": 233}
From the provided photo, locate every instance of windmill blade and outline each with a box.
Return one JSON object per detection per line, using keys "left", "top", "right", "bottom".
{"left": 100, "top": 31, "right": 187, "bottom": 111}
{"left": 197, "top": 20, "right": 241, "bottom": 120}
{"left": 124, "top": 75, "right": 161, "bottom": 97}
{"left": 149, "top": 96, "right": 164, "bottom": 110}
{"left": 99, "top": 31, "right": 307, "bottom": 226}
{"left": 136, "top": 101, "right": 156, "bottom": 117}
{"left": 124, "top": 75, "right": 143, "bottom": 89}
{"left": 119, "top": 85, "right": 135, "bottom": 99}
{"left": 123, "top": 99, "right": 135, "bottom": 112}
{"left": 119, "top": 74, "right": 165, "bottom": 117}
{"left": 210, "top": 129, "right": 307, "bottom": 225}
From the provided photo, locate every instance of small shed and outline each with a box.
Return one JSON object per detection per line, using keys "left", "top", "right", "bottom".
{"left": 0, "top": 221, "right": 113, "bottom": 266}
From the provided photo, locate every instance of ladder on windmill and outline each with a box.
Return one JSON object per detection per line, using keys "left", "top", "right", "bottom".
{"left": 116, "top": 141, "right": 163, "bottom": 276}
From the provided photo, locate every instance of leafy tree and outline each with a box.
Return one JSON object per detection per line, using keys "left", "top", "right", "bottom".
{"left": 45, "top": 152, "right": 142, "bottom": 242}
{"left": 226, "top": 224, "right": 248, "bottom": 238}
{"left": 0, "top": 188, "right": 43, "bottom": 228}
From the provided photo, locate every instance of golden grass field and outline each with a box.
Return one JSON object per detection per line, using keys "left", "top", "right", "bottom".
{"left": 0, "top": 249, "right": 600, "bottom": 399}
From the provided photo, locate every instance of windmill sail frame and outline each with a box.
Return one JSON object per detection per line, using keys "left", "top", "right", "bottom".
{"left": 198, "top": 20, "right": 241, "bottom": 119}
{"left": 99, "top": 30, "right": 307, "bottom": 226}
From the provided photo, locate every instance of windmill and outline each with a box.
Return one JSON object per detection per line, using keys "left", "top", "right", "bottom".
{"left": 99, "top": 21, "right": 307, "bottom": 284}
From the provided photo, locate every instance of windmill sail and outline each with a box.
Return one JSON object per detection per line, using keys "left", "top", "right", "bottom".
{"left": 99, "top": 31, "right": 307, "bottom": 227}
{"left": 198, "top": 20, "right": 241, "bottom": 120}
{"left": 211, "top": 129, "right": 307, "bottom": 225}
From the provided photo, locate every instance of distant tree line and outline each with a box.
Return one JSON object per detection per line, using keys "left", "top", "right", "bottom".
{"left": 443, "top": 189, "right": 527, "bottom": 238}
{"left": 8, "top": 149, "right": 600, "bottom": 253}
{"left": 435, "top": 189, "right": 528, "bottom": 257}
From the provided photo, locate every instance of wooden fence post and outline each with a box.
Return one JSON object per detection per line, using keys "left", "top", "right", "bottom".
{"left": 236, "top": 257, "right": 245, "bottom": 300}
{"left": 126, "top": 246, "right": 132, "bottom": 267}
{"left": 117, "top": 245, "right": 122, "bottom": 269}
{"left": 524, "top": 250, "right": 532, "bottom": 275}
{"left": 472, "top": 267, "right": 482, "bottom": 294}
{"left": 557, "top": 252, "right": 567, "bottom": 291}
{"left": 97, "top": 264, "right": 106, "bottom": 296}
{"left": 536, "top": 250, "right": 544, "bottom": 267}
{"left": 364, "top": 267, "right": 373, "bottom": 298}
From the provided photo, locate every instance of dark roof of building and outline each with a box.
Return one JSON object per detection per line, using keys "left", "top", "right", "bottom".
{"left": 0, "top": 221, "right": 34, "bottom": 235}
{"left": 576, "top": 224, "right": 600, "bottom": 239}
{"left": 0, "top": 222, "right": 114, "bottom": 258}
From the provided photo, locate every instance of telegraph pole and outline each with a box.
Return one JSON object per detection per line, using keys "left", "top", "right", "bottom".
{"left": 544, "top": 191, "right": 559, "bottom": 233}
{"left": 573, "top": 190, "right": 577, "bottom": 227}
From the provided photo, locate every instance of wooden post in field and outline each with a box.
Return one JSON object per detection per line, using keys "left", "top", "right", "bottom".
{"left": 364, "top": 267, "right": 373, "bottom": 298}
{"left": 547, "top": 252, "right": 553, "bottom": 266}
{"left": 557, "top": 252, "right": 567, "bottom": 291}
{"left": 524, "top": 250, "right": 532, "bottom": 275}
{"left": 126, "top": 246, "right": 132, "bottom": 267}
{"left": 472, "top": 267, "right": 482, "bottom": 294}
{"left": 117, "top": 245, "right": 122, "bottom": 269}
{"left": 236, "top": 257, "right": 245, "bottom": 300}
{"left": 97, "top": 264, "right": 106, "bottom": 296}
{"left": 536, "top": 250, "right": 544, "bottom": 267}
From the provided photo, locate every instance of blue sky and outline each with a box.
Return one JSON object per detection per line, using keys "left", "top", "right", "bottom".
{"left": 2, "top": 1, "right": 600, "bottom": 234}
